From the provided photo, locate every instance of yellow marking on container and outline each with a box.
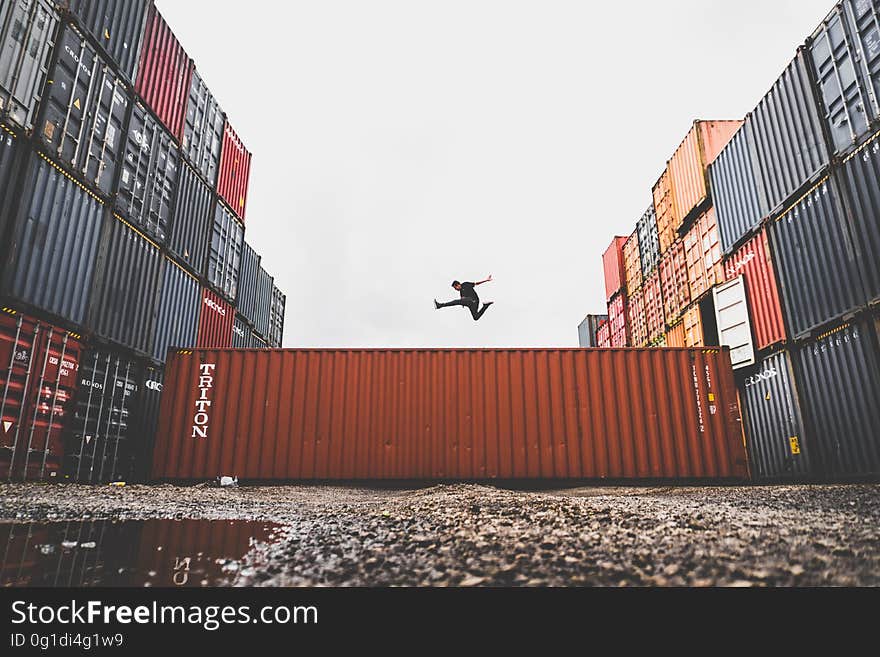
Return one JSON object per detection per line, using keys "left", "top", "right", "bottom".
{"left": 790, "top": 437, "right": 801, "bottom": 456}
{"left": 708, "top": 393, "right": 715, "bottom": 402}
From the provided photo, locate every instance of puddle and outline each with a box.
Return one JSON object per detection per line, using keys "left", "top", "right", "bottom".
{"left": 0, "top": 519, "right": 281, "bottom": 588}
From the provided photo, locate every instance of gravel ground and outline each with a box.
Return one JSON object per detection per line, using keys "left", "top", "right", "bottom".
{"left": 1, "top": 482, "right": 878, "bottom": 587}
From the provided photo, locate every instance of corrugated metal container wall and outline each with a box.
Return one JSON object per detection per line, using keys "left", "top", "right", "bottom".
{"left": 196, "top": 287, "right": 232, "bottom": 349}
{"left": 596, "top": 321, "right": 611, "bottom": 348}
{"left": 809, "top": 3, "right": 875, "bottom": 156}
{"left": 235, "top": 241, "right": 260, "bottom": 326}
{"left": 254, "top": 267, "right": 273, "bottom": 340}
{"left": 602, "top": 236, "right": 627, "bottom": 301}
{"left": 683, "top": 305, "right": 704, "bottom": 348}
{"left": 64, "top": 348, "right": 142, "bottom": 483}
{"left": 627, "top": 287, "right": 647, "bottom": 348}
{"left": 134, "top": 7, "right": 191, "bottom": 140}
{"left": 168, "top": 161, "right": 212, "bottom": 275}
{"left": 666, "top": 321, "right": 686, "bottom": 348}
{"left": 643, "top": 269, "right": 665, "bottom": 344}
{"left": 206, "top": 202, "right": 243, "bottom": 303}
{"left": 738, "top": 350, "right": 813, "bottom": 480}
{"left": 709, "top": 123, "right": 768, "bottom": 254}
{"left": 152, "top": 258, "right": 199, "bottom": 363}
{"left": 152, "top": 348, "right": 749, "bottom": 482}
{"left": 65, "top": 0, "right": 150, "bottom": 84}
{"left": 637, "top": 205, "right": 660, "bottom": 277}
{"left": 134, "top": 364, "right": 163, "bottom": 481}
{"left": 659, "top": 239, "right": 690, "bottom": 323}
{"left": 0, "top": 125, "right": 22, "bottom": 238}
{"left": 0, "top": 0, "right": 57, "bottom": 131}
{"left": 231, "top": 314, "right": 251, "bottom": 349}
{"left": 724, "top": 230, "right": 786, "bottom": 350}
{"left": 182, "top": 70, "right": 224, "bottom": 187}
{"left": 217, "top": 122, "right": 251, "bottom": 222}
{"left": 838, "top": 133, "right": 880, "bottom": 305}
{"left": 623, "top": 230, "right": 642, "bottom": 295}
{"left": 115, "top": 102, "right": 179, "bottom": 243}
{"left": 769, "top": 177, "right": 866, "bottom": 340}
{"left": 38, "top": 23, "right": 129, "bottom": 196}
{"left": 845, "top": 0, "right": 880, "bottom": 126}
{"left": 684, "top": 207, "right": 724, "bottom": 301}
{"left": 668, "top": 120, "right": 742, "bottom": 228}
{"left": 608, "top": 294, "right": 628, "bottom": 348}
{"left": 0, "top": 309, "right": 81, "bottom": 482}
{"left": 750, "top": 50, "right": 831, "bottom": 215}
{"left": 653, "top": 168, "right": 678, "bottom": 254}
{"left": 795, "top": 320, "right": 880, "bottom": 477}
{"left": 2, "top": 153, "right": 103, "bottom": 325}
{"left": 268, "top": 284, "right": 285, "bottom": 348}
{"left": 89, "top": 215, "right": 161, "bottom": 355}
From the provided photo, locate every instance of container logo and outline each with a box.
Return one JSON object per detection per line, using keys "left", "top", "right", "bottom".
{"left": 729, "top": 251, "right": 756, "bottom": 273}
{"left": 64, "top": 45, "right": 93, "bottom": 80}
{"left": 204, "top": 297, "right": 227, "bottom": 317}
{"left": 192, "top": 364, "right": 216, "bottom": 439}
{"left": 12, "top": 347, "right": 31, "bottom": 369}
{"left": 743, "top": 366, "right": 779, "bottom": 388}
{"left": 146, "top": 379, "right": 163, "bottom": 392}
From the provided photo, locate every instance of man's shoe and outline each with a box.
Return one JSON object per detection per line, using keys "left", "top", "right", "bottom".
{"left": 434, "top": 300, "right": 441, "bottom": 310}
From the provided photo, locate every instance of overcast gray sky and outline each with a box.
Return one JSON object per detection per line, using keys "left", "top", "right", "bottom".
{"left": 157, "top": 0, "right": 833, "bottom": 349}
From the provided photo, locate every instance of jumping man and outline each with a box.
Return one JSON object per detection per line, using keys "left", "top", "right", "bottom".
{"left": 434, "top": 275, "right": 494, "bottom": 321}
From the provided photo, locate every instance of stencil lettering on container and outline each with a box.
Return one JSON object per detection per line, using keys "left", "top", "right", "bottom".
{"left": 192, "top": 363, "right": 216, "bottom": 439}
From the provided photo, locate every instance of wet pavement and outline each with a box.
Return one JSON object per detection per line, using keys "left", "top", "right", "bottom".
{"left": 0, "top": 482, "right": 878, "bottom": 587}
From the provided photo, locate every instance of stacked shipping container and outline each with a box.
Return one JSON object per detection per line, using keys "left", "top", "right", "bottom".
{"left": 0, "top": 1, "right": 285, "bottom": 482}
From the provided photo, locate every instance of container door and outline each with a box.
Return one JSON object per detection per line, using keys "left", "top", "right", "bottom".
{"left": 714, "top": 276, "right": 755, "bottom": 370}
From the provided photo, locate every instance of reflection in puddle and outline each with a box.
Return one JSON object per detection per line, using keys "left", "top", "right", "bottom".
{"left": 0, "top": 519, "right": 281, "bottom": 588}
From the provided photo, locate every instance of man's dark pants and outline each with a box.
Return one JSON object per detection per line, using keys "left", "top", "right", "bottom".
{"left": 437, "top": 298, "right": 490, "bottom": 321}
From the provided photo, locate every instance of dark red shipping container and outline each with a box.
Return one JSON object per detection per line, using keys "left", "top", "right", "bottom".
{"left": 217, "top": 122, "right": 252, "bottom": 222}
{"left": 608, "top": 293, "right": 628, "bottom": 348}
{"left": 724, "top": 229, "right": 786, "bottom": 351}
{"left": 195, "top": 288, "right": 232, "bottom": 349}
{"left": 135, "top": 7, "right": 193, "bottom": 140}
{"left": 152, "top": 348, "right": 749, "bottom": 481}
{"left": 602, "top": 236, "right": 627, "bottom": 301}
{"left": 597, "top": 321, "right": 611, "bottom": 348}
{"left": 0, "top": 308, "right": 81, "bottom": 482}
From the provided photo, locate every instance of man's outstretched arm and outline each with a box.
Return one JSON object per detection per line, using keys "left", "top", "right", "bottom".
{"left": 475, "top": 274, "right": 493, "bottom": 286}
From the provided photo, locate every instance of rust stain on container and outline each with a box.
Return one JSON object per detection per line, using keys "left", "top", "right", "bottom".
{"left": 152, "top": 348, "right": 749, "bottom": 482}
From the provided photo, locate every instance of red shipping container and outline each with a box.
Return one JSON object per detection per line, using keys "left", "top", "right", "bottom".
{"left": 684, "top": 206, "right": 723, "bottom": 301}
{"left": 196, "top": 288, "right": 233, "bottom": 349}
{"left": 623, "top": 230, "right": 642, "bottom": 295}
{"left": 643, "top": 269, "right": 666, "bottom": 344}
{"left": 217, "top": 122, "right": 252, "bottom": 222}
{"left": 724, "top": 229, "right": 786, "bottom": 350}
{"left": 136, "top": 7, "right": 193, "bottom": 140}
{"left": 152, "top": 348, "right": 749, "bottom": 481}
{"left": 597, "top": 321, "right": 611, "bottom": 348}
{"left": 602, "top": 236, "right": 627, "bottom": 301}
{"left": 608, "top": 293, "right": 628, "bottom": 347}
{"left": 627, "top": 287, "right": 648, "bottom": 347}
{"left": 660, "top": 239, "right": 690, "bottom": 323}
{"left": 0, "top": 309, "right": 81, "bottom": 481}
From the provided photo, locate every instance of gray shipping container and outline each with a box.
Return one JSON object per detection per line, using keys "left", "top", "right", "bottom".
{"left": 89, "top": 215, "right": 161, "bottom": 355}
{"left": 0, "top": 126, "right": 23, "bottom": 241}
{"left": 115, "top": 101, "right": 179, "bottom": 244}
{"left": 0, "top": 0, "right": 58, "bottom": 131}
{"left": 268, "top": 283, "right": 285, "bottom": 348}
{"left": 637, "top": 205, "right": 659, "bottom": 277}
{"left": 795, "top": 319, "right": 880, "bottom": 477}
{"left": 253, "top": 265, "right": 273, "bottom": 339}
{"left": 249, "top": 331, "right": 268, "bottom": 349}
{"left": 838, "top": 132, "right": 880, "bottom": 305}
{"left": 182, "top": 69, "right": 224, "bottom": 187}
{"left": 65, "top": 0, "right": 150, "bottom": 83}
{"left": 236, "top": 240, "right": 260, "bottom": 325}
{"left": 206, "top": 201, "right": 243, "bottom": 303}
{"left": 846, "top": 0, "right": 880, "bottom": 122}
{"left": 231, "top": 313, "right": 251, "bottom": 348}
{"left": 135, "top": 363, "right": 163, "bottom": 481}
{"left": 152, "top": 257, "right": 199, "bottom": 363}
{"left": 168, "top": 161, "right": 212, "bottom": 275}
{"left": 709, "top": 123, "right": 769, "bottom": 254}
{"left": 2, "top": 152, "right": 103, "bottom": 325}
{"left": 64, "top": 347, "right": 142, "bottom": 483}
{"left": 38, "top": 23, "right": 129, "bottom": 196}
{"left": 750, "top": 49, "right": 831, "bottom": 216}
{"left": 738, "top": 350, "right": 813, "bottom": 481}
{"left": 769, "top": 176, "right": 866, "bottom": 340}
{"left": 809, "top": 3, "right": 876, "bottom": 156}
{"left": 577, "top": 314, "right": 608, "bottom": 348}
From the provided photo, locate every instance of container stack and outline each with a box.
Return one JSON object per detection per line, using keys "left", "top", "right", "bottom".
{"left": 586, "top": 0, "right": 880, "bottom": 481}
{"left": 0, "top": 1, "right": 286, "bottom": 483}
{"left": 577, "top": 314, "right": 609, "bottom": 348}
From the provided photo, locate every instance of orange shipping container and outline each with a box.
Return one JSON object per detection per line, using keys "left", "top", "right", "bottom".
{"left": 627, "top": 287, "right": 648, "bottom": 347}
{"left": 682, "top": 306, "right": 705, "bottom": 348}
{"left": 152, "top": 348, "right": 749, "bottom": 481}
{"left": 653, "top": 167, "right": 678, "bottom": 255}
{"left": 684, "top": 207, "right": 724, "bottom": 301}
{"left": 623, "top": 230, "right": 642, "bottom": 295}
{"left": 666, "top": 321, "right": 687, "bottom": 348}
{"left": 668, "top": 120, "right": 743, "bottom": 230}
{"left": 602, "top": 237, "right": 628, "bottom": 301}
{"left": 643, "top": 269, "right": 666, "bottom": 344}
{"left": 659, "top": 239, "right": 691, "bottom": 322}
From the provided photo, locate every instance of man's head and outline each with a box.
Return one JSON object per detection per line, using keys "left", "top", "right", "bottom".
{"left": 452, "top": 280, "right": 462, "bottom": 291}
